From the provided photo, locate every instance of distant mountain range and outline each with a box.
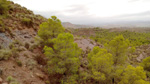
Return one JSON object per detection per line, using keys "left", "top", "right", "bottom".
{"left": 62, "top": 22, "right": 95, "bottom": 29}
{"left": 98, "top": 21, "right": 150, "bottom": 28}
{"left": 62, "top": 21, "right": 150, "bottom": 29}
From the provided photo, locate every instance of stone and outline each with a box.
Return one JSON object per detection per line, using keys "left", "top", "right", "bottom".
{"left": 35, "top": 73, "right": 44, "bottom": 79}
{"left": 137, "top": 54, "right": 144, "bottom": 62}
{"left": 2, "top": 83, "right": 8, "bottom": 84}
{"left": 0, "top": 77, "right": 3, "bottom": 83}
{"left": 0, "top": 68, "right": 3, "bottom": 76}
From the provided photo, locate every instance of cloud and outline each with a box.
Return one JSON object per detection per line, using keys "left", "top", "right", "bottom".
{"left": 129, "top": 0, "right": 150, "bottom": 2}
{"left": 33, "top": 10, "right": 150, "bottom": 26}
{"left": 112, "top": 11, "right": 150, "bottom": 21}
{"left": 33, "top": 5, "right": 94, "bottom": 24}
{"left": 64, "top": 5, "right": 89, "bottom": 15}
{"left": 10, "top": 0, "right": 19, "bottom": 1}
{"left": 128, "top": 0, "right": 141, "bottom": 2}
{"left": 10, "top": 0, "right": 150, "bottom": 26}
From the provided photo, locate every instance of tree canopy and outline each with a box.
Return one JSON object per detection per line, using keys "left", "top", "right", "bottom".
{"left": 105, "top": 35, "right": 130, "bottom": 66}
{"left": 88, "top": 46, "right": 113, "bottom": 83}
{"left": 38, "top": 16, "right": 65, "bottom": 46}
{"left": 119, "top": 65, "right": 148, "bottom": 84}
{"left": 44, "top": 33, "right": 81, "bottom": 83}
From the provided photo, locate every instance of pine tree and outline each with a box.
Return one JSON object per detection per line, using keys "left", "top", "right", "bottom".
{"left": 119, "top": 65, "right": 149, "bottom": 84}
{"left": 88, "top": 46, "right": 113, "bottom": 83}
{"left": 105, "top": 35, "right": 130, "bottom": 66}
{"left": 38, "top": 16, "right": 65, "bottom": 46}
{"left": 44, "top": 33, "right": 81, "bottom": 83}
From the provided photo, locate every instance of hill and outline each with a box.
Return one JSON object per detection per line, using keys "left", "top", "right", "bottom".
{"left": 0, "top": 1, "right": 49, "bottom": 84}
{"left": 62, "top": 22, "right": 94, "bottom": 28}
{"left": 98, "top": 21, "right": 150, "bottom": 28}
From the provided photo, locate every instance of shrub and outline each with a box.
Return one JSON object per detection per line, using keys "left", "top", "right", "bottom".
{"left": 11, "top": 48, "right": 19, "bottom": 58}
{"left": 6, "top": 76, "right": 20, "bottom": 84}
{"left": 0, "top": 49, "right": 12, "bottom": 60}
{"left": 26, "top": 59, "right": 37, "bottom": 70}
{"left": 14, "top": 40, "right": 23, "bottom": 46}
{"left": 5, "top": 27, "right": 15, "bottom": 37}
{"left": 29, "top": 43, "right": 38, "bottom": 52}
{"left": 0, "top": 26, "right": 5, "bottom": 32}
{"left": 10, "top": 82, "right": 20, "bottom": 84}
{"left": 141, "top": 56, "right": 150, "bottom": 77}
{"left": 16, "top": 59, "right": 22, "bottom": 67}
{"left": 21, "top": 17, "right": 33, "bottom": 27}
{"left": 24, "top": 53, "right": 28, "bottom": 57}
{"left": 0, "top": 19, "right": 3, "bottom": 26}
{"left": 0, "top": 0, "right": 10, "bottom": 15}
{"left": 7, "top": 76, "right": 14, "bottom": 83}
{"left": 141, "top": 56, "right": 150, "bottom": 71}
{"left": 34, "top": 55, "right": 47, "bottom": 65}
{"left": 0, "top": 19, "right": 5, "bottom": 32}
{"left": 24, "top": 42, "right": 30, "bottom": 49}
{"left": 45, "top": 81, "right": 50, "bottom": 84}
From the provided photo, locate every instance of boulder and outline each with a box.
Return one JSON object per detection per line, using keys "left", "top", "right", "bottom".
{"left": 136, "top": 53, "right": 145, "bottom": 62}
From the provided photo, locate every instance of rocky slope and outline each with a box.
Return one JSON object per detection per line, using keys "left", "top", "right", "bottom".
{"left": 0, "top": 1, "right": 48, "bottom": 84}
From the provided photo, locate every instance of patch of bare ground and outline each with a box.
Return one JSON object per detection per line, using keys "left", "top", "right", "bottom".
{"left": 75, "top": 38, "right": 102, "bottom": 51}
{"left": 0, "top": 59, "right": 47, "bottom": 84}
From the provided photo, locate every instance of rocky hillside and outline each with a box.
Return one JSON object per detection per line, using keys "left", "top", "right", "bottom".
{"left": 0, "top": 1, "right": 49, "bottom": 84}
{"left": 71, "top": 28, "right": 150, "bottom": 65}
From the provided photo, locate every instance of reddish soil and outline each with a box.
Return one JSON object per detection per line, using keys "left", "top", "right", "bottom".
{"left": 0, "top": 2, "right": 48, "bottom": 84}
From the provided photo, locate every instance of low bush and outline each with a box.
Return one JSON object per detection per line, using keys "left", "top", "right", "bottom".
{"left": 21, "top": 17, "right": 33, "bottom": 27}
{"left": 0, "top": 26, "right": 5, "bottom": 32}
{"left": 7, "top": 76, "right": 14, "bottom": 83}
{"left": 26, "top": 59, "right": 37, "bottom": 70}
{"left": 29, "top": 43, "right": 38, "bottom": 52}
{"left": 11, "top": 47, "right": 20, "bottom": 58}
{"left": 24, "top": 42, "right": 30, "bottom": 49}
{"left": 6, "top": 76, "right": 20, "bottom": 84}
{"left": 0, "top": 19, "right": 5, "bottom": 32}
{"left": 0, "top": 19, "right": 3, "bottom": 26}
{"left": 16, "top": 59, "right": 22, "bottom": 67}
{"left": 0, "top": 0, "right": 10, "bottom": 15}
{"left": 35, "top": 55, "right": 47, "bottom": 65}
{"left": 13, "top": 40, "right": 23, "bottom": 46}
{"left": 0, "top": 49, "right": 12, "bottom": 60}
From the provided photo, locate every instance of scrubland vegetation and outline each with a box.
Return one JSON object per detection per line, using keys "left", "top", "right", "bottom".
{"left": 35, "top": 16, "right": 150, "bottom": 84}
{"left": 71, "top": 28, "right": 150, "bottom": 46}
{"left": 1, "top": 0, "right": 150, "bottom": 84}
{"left": 0, "top": 0, "right": 10, "bottom": 15}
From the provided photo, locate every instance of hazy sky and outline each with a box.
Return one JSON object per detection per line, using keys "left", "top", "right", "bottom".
{"left": 10, "top": 0, "right": 150, "bottom": 25}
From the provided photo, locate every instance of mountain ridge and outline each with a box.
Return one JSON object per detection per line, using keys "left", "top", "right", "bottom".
{"left": 62, "top": 22, "right": 95, "bottom": 28}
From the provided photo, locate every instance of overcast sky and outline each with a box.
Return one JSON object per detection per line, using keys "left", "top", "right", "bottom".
{"left": 10, "top": 0, "right": 150, "bottom": 25}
